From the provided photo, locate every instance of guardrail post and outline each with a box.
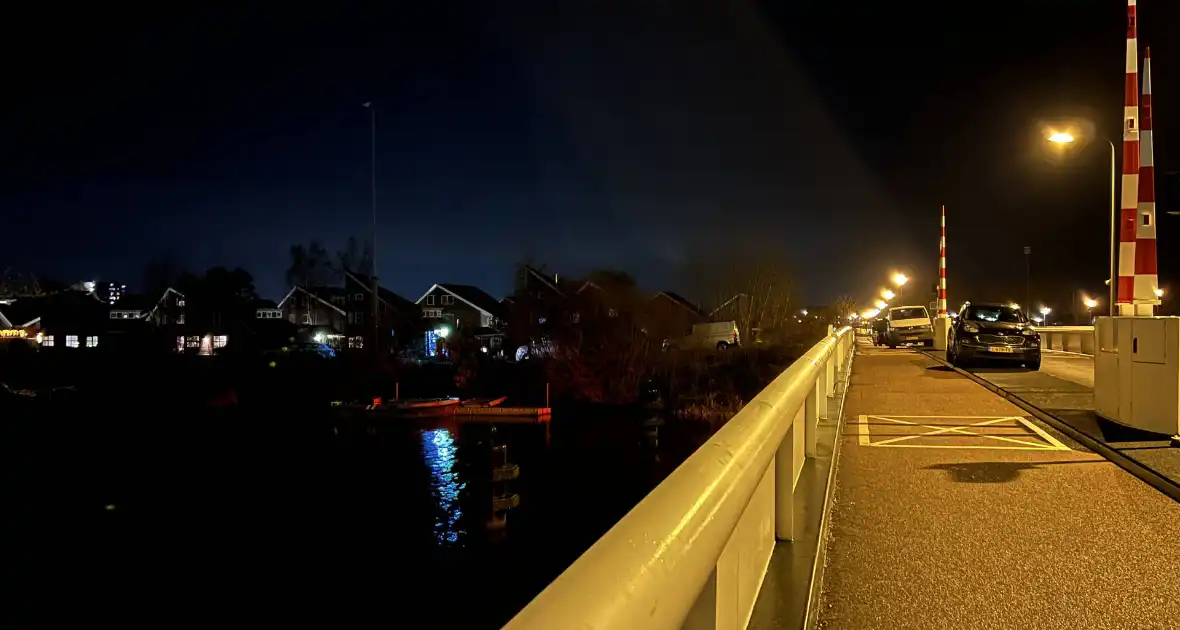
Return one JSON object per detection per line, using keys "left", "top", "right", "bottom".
{"left": 824, "top": 352, "right": 835, "bottom": 398}
{"left": 805, "top": 378, "right": 819, "bottom": 457}
{"left": 816, "top": 366, "right": 829, "bottom": 420}
{"left": 775, "top": 404, "right": 803, "bottom": 541}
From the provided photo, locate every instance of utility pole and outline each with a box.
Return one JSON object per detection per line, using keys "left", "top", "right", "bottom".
{"left": 1023, "top": 245, "right": 1031, "bottom": 312}
{"left": 363, "top": 102, "right": 379, "bottom": 359}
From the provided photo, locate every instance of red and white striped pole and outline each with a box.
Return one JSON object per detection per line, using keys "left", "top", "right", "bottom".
{"left": 1116, "top": 0, "right": 1140, "bottom": 315}
{"left": 938, "top": 205, "right": 947, "bottom": 317}
{"left": 1136, "top": 47, "right": 1159, "bottom": 313}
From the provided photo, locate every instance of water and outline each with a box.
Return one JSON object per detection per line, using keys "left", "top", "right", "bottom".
{"left": 3, "top": 399, "right": 723, "bottom": 627}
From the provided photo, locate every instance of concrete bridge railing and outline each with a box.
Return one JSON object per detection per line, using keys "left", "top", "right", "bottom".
{"left": 1035, "top": 325, "right": 1095, "bottom": 355}
{"left": 502, "top": 327, "right": 856, "bottom": 630}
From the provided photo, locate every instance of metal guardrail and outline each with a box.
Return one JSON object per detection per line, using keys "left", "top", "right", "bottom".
{"left": 1034, "top": 325, "right": 1096, "bottom": 355}
{"left": 503, "top": 327, "right": 856, "bottom": 630}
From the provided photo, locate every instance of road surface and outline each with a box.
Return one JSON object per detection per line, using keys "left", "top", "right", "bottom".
{"left": 817, "top": 345, "right": 1180, "bottom": 630}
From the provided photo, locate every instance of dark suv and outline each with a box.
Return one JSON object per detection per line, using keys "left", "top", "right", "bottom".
{"left": 947, "top": 302, "right": 1040, "bottom": 369}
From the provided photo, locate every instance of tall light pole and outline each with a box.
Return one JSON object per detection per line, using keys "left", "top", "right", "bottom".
{"left": 891, "top": 272, "right": 908, "bottom": 303}
{"left": 363, "top": 102, "right": 379, "bottom": 355}
{"left": 1046, "top": 132, "right": 1116, "bottom": 315}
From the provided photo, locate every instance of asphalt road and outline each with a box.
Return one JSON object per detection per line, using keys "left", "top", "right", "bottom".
{"left": 931, "top": 348, "right": 1180, "bottom": 489}
{"left": 817, "top": 345, "right": 1180, "bottom": 630}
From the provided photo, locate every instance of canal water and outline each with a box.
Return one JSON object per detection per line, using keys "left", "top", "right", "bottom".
{"left": 4, "top": 398, "right": 724, "bottom": 627}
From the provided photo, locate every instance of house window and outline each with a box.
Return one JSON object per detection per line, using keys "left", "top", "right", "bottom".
{"left": 348, "top": 336, "right": 364, "bottom": 349}
{"left": 177, "top": 299, "right": 185, "bottom": 307}
{"left": 42, "top": 335, "right": 54, "bottom": 347}
{"left": 354, "top": 294, "right": 364, "bottom": 302}
{"left": 186, "top": 336, "right": 200, "bottom": 348}
{"left": 490, "top": 336, "right": 502, "bottom": 348}
{"left": 213, "top": 335, "right": 228, "bottom": 349}
{"left": 571, "top": 312, "right": 581, "bottom": 324}
{"left": 426, "top": 295, "right": 435, "bottom": 305}
{"left": 86, "top": 336, "right": 98, "bottom": 348}
{"left": 303, "top": 313, "right": 312, "bottom": 325}
{"left": 66, "top": 335, "right": 79, "bottom": 348}
{"left": 423, "top": 308, "right": 442, "bottom": 318}
{"left": 289, "top": 313, "right": 296, "bottom": 323}
{"left": 176, "top": 336, "right": 184, "bottom": 353}
{"left": 440, "top": 295, "right": 453, "bottom": 306}
{"left": 178, "top": 314, "right": 185, "bottom": 324}
{"left": 608, "top": 308, "right": 619, "bottom": 318}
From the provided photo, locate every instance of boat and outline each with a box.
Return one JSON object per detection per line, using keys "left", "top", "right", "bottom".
{"left": 460, "top": 396, "right": 507, "bottom": 408}
{"left": 395, "top": 397, "right": 460, "bottom": 410}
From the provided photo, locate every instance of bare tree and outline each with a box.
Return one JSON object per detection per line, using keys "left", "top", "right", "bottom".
{"left": 684, "top": 247, "right": 795, "bottom": 342}
{"left": 286, "top": 240, "right": 334, "bottom": 287}
{"left": 335, "top": 236, "right": 373, "bottom": 278}
{"left": 832, "top": 294, "right": 858, "bottom": 321}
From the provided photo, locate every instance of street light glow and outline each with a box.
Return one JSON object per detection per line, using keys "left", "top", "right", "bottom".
{"left": 1154, "top": 288, "right": 1164, "bottom": 298}
{"left": 1047, "top": 131, "right": 1075, "bottom": 144}
{"left": 865, "top": 308, "right": 880, "bottom": 318}
{"left": 1083, "top": 297, "right": 1099, "bottom": 309}
{"left": 892, "top": 273, "right": 908, "bottom": 286}
{"left": 1040, "top": 306, "right": 1051, "bottom": 315}
{"left": 881, "top": 289, "right": 895, "bottom": 300}
{"left": 801, "top": 309, "right": 808, "bottom": 316}
{"left": 874, "top": 300, "right": 888, "bottom": 309}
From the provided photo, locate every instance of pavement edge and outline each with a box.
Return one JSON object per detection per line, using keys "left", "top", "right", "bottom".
{"left": 802, "top": 342, "right": 857, "bottom": 629}
{"left": 918, "top": 349, "right": 1180, "bottom": 503}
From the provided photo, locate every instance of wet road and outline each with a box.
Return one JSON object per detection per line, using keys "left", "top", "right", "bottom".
{"left": 818, "top": 346, "right": 1180, "bottom": 630}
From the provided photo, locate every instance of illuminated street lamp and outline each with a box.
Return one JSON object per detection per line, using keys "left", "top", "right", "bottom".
{"left": 881, "top": 289, "right": 895, "bottom": 300}
{"left": 1039, "top": 305, "right": 1051, "bottom": 325}
{"left": 1083, "top": 296, "right": 1099, "bottom": 323}
{"left": 874, "top": 299, "right": 888, "bottom": 309}
{"left": 1046, "top": 123, "right": 1116, "bottom": 313}
{"left": 800, "top": 309, "right": 809, "bottom": 316}
{"left": 892, "top": 273, "right": 908, "bottom": 287}
{"left": 865, "top": 308, "right": 880, "bottom": 318}
{"left": 1154, "top": 288, "right": 1164, "bottom": 298}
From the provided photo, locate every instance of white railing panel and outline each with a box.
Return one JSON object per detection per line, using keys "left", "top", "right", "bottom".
{"left": 502, "top": 327, "right": 854, "bottom": 630}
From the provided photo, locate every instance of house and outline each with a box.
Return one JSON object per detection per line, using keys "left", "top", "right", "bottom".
{"left": 504, "top": 264, "right": 568, "bottom": 344}
{"left": 416, "top": 283, "right": 506, "bottom": 355}
{"left": 643, "top": 291, "right": 708, "bottom": 342}
{"left": 278, "top": 285, "right": 349, "bottom": 348}
{"left": 3, "top": 291, "right": 110, "bottom": 352}
{"left": 344, "top": 270, "right": 418, "bottom": 344}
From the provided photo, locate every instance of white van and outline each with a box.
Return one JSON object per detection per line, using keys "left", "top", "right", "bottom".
{"left": 885, "top": 305, "right": 934, "bottom": 348}
{"left": 664, "top": 321, "right": 740, "bottom": 352}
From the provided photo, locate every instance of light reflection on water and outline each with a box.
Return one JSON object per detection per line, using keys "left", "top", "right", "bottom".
{"left": 422, "top": 428, "right": 466, "bottom": 546}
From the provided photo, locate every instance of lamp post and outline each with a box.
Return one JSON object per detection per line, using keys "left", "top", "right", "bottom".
{"left": 892, "top": 273, "right": 908, "bottom": 303}
{"left": 1084, "top": 297, "right": 1098, "bottom": 324}
{"left": 1047, "top": 132, "right": 1116, "bottom": 315}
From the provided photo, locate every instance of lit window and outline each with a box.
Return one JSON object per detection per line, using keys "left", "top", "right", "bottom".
{"left": 441, "top": 295, "right": 453, "bottom": 306}
{"left": 66, "top": 335, "right": 79, "bottom": 348}
{"left": 176, "top": 336, "right": 184, "bottom": 352}
{"left": 608, "top": 308, "right": 619, "bottom": 318}
{"left": 86, "top": 336, "right": 98, "bottom": 348}
{"left": 42, "top": 335, "right": 54, "bottom": 347}
{"left": 213, "top": 335, "right": 227, "bottom": 349}
{"left": 303, "top": 313, "right": 312, "bottom": 325}
{"left": 423, "top": 308, "right": 442, "bottom": 318}
{"left": 348, "top": 336, "right": 364, "bottom": 349}
{"left": 178, "top": 315, "right": 185, "bottom": 324}
{"left": 571, "top": 312, "right": 581, "bottom": 324}
{"left": 186, "top": 336, "right": 200, "bottom": 348}
{"left": 177, "top": 299, "right": 185, "bottom": 307}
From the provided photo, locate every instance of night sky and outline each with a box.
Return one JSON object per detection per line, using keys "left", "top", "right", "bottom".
{"left": 3, "top": 1, "right": 1178, "bottom": 313}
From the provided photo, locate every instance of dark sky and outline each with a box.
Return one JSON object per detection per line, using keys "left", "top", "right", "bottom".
{"left": 2, "top": 1, "right": 1178, "bottom": 313}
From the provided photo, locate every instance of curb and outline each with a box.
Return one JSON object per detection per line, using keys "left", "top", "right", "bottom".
{"left": 803, "top": 343, "right": 856, "bottom": 629}
{"left": 918, "top": 350, "right": 1180, "bottom": 503}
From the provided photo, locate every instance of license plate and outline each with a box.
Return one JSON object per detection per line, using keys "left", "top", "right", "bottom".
{"left": 988, "top": 346, "right": 1014, "bottom": 353}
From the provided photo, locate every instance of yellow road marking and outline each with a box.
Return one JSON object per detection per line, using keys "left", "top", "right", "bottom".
{"left": 857, "top": 415, "right": 1070, "bottom": 451}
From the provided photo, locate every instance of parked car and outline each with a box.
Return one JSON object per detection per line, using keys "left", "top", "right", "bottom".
{"left": 884, "top": 305, "right": 934, "bottom": 348}
{"left": 947, "top": 301, "right": 1040, "bottom": 369}
{"left": 663, "top": 321, "right": 740, "bottom": 352}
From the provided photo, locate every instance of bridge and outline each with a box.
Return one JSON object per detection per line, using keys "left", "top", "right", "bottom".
{"left": 501, "top": 326, "right": 1180, "bottom": 630}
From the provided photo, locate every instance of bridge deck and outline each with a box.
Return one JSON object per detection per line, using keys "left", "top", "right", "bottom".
{"left": 816, "top": 346, "right": 1180, "bottom": 629}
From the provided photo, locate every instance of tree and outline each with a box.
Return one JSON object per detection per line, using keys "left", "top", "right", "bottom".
{"left": 832, "top": 295, "right": 858, "bottom": 322}
{"left": 683, "top": 247, "right": 795, "bottom": 342}
{"left": 285, "top": 240, "right": 334, "bottom": 287}
{"left": 335, "top": 236, "right": 373, "bottom": 277}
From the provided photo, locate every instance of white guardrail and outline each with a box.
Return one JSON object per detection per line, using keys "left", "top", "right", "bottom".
{"left": 1035, "top": 325, "right": 1095, "bottom": 355}
{"left": 503, "top": 326, "right": 856, "bottom": 630}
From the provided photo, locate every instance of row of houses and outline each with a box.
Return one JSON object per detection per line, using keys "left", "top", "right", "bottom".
{"left": 0, "top": 265, "right": 745, "bottom": 359}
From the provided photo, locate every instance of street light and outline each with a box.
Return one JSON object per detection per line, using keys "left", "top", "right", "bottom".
{"left": 1047, "top": 125, "right": 1116, "bottom": 314}
{"left": 1084, "top": 296, "right": 1098, "bottom": 323}
{"left": 881, "top": 289, "right": 895, "bottom": 300}
{"left": 892, "top": 273, "right": 908, "bottom": 287}
{"left": 1154, "top": 288, "right": 1164, "bottom": 298}
{"left": 1040, "top": 305, "right": 1051, "bottom": 325}
{"left": 874, "top": 299, "right": 888, "bottom": 310}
